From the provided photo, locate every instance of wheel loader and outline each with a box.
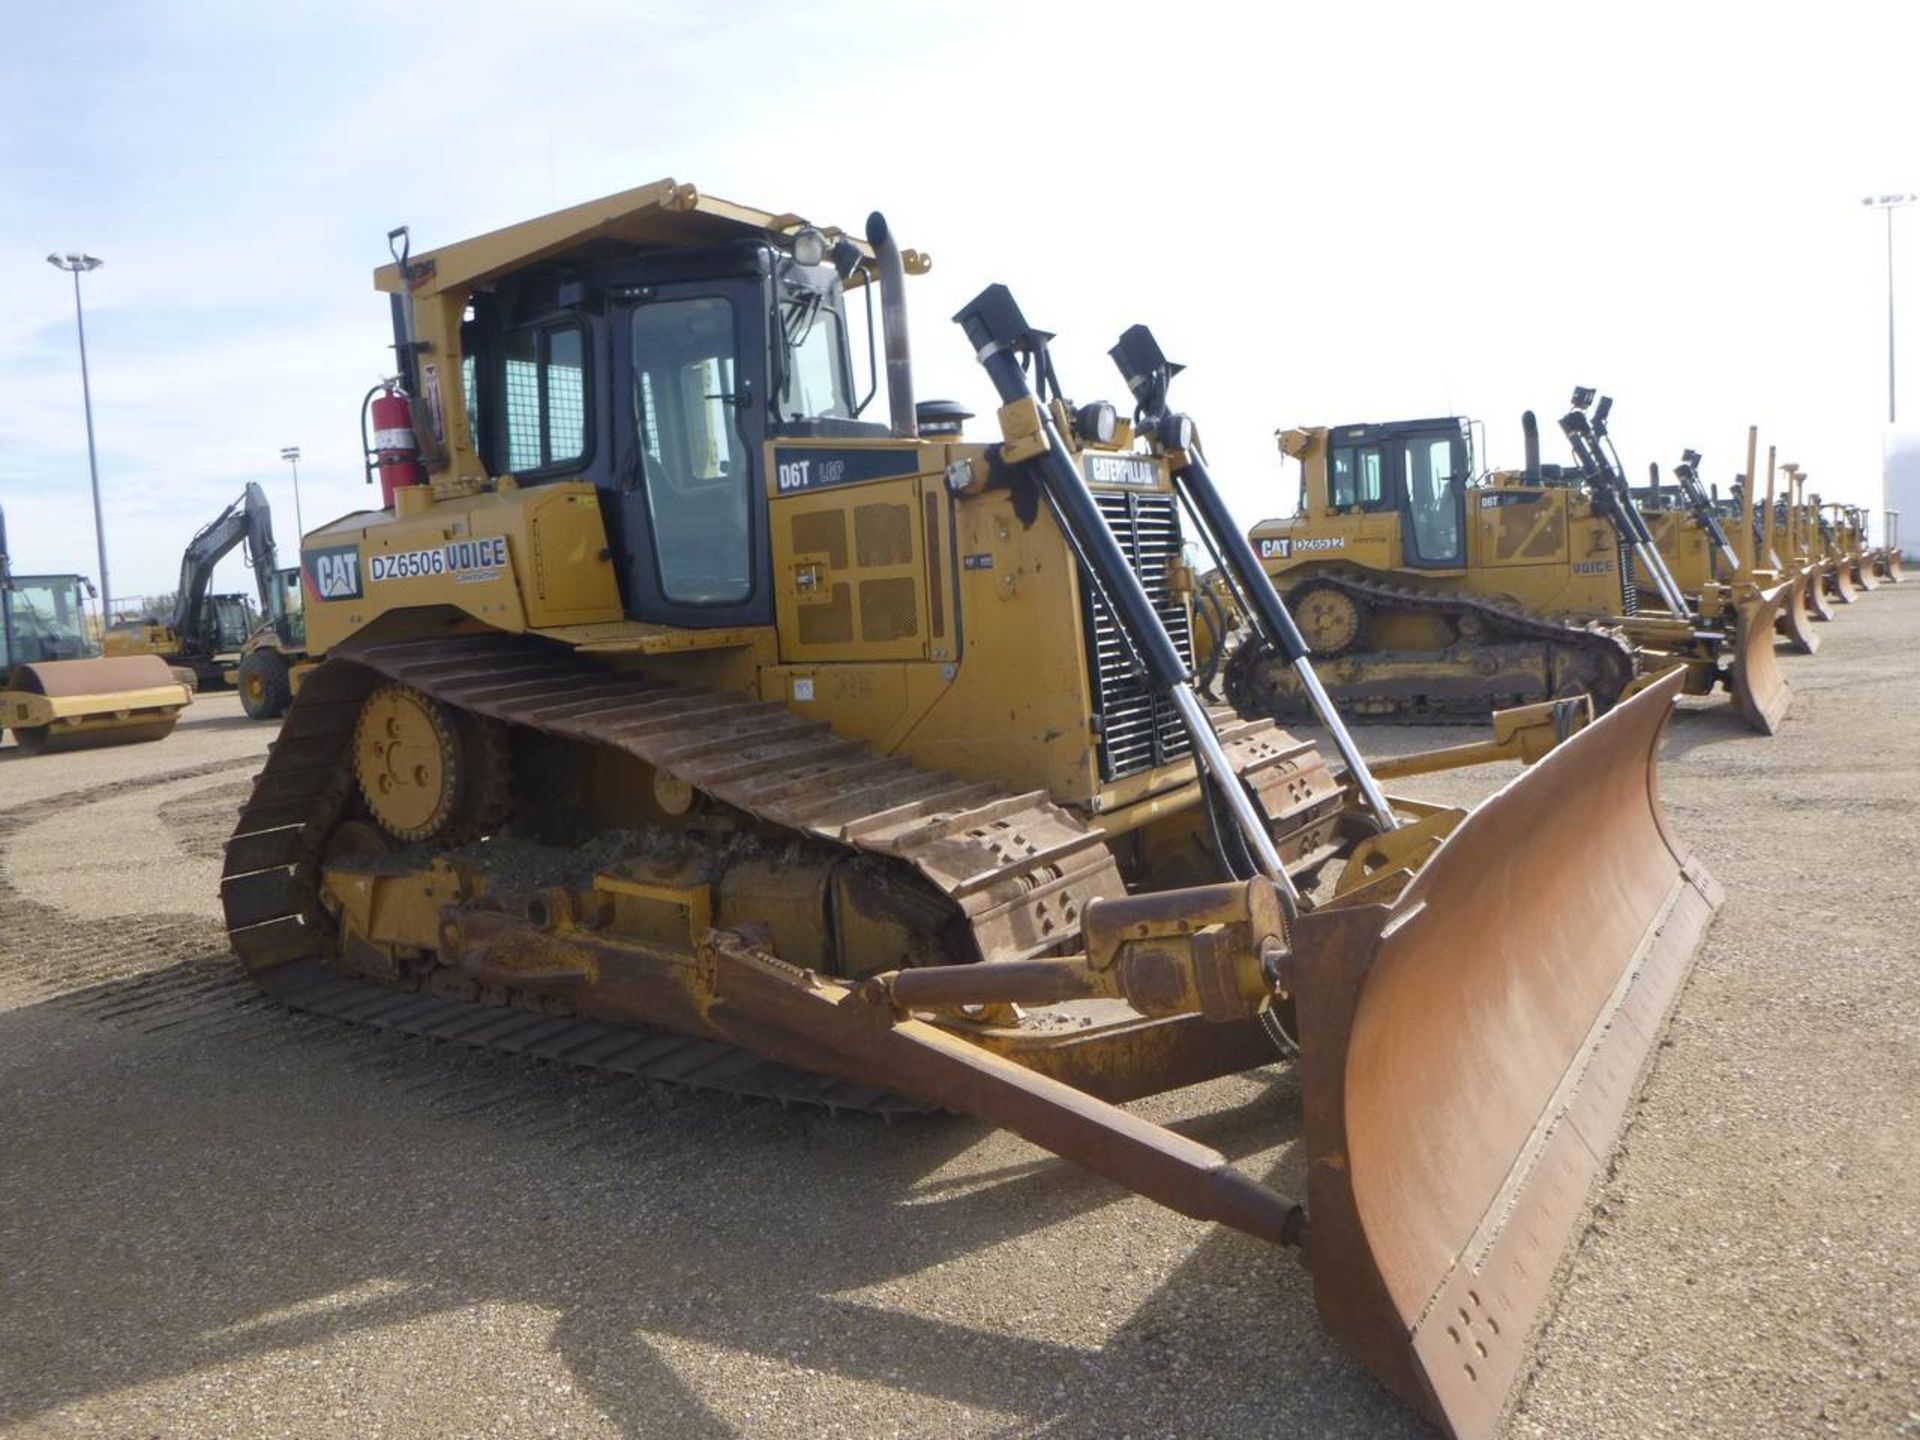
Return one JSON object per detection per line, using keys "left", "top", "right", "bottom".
{"left": 234, "top": 565, "right": 306, "bottom": 720}
{"left": 220, "top": 180, "right": 1722, "bottom": 1440}
{"left": 1237, "top": 391, "right": 1790, "bottom": 732}
{"left": 0, "top": 507, "right": 192, "bottom": 753}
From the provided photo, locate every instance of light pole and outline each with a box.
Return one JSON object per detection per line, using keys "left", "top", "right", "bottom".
{"left": 1862, "top": 194, "right": 1916, "bottom": 425}
{"left": 279, "top": 445, "right": 305, "bottom": 540}
{"left": 46, "top": 252, "right": 110, "bottom": 618}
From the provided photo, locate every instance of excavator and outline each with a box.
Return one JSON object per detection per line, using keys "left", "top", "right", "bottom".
{"left": 1, "top": 506, "right": 192, "bottom": 753}
{"left": 220, "top": 181, "right": 1722, "bottom": 1440}
{"left": 105, "top": 481, "right": 284, "bottom": 690}
{"left": 1234, "top": 392, "right": 1790, "bottom": 732}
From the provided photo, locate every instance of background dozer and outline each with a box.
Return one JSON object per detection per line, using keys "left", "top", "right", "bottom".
{"left": 105, "top": 480, "right": 287, "bottom": 691}
{"left": 1636, "top": 439, "right": 1826, "bottom": 656}
{"left": 220, "top": 181, "right": 1721, "bottom": 1439}
{"left": 1235, "top": 391, "right": 1790, "bottom": 732}
{"left": 1874, "top": 510, "right": 1903, "bottom": 581}
{"left": 0, "top": 506, "right": 191, "bottom": 753}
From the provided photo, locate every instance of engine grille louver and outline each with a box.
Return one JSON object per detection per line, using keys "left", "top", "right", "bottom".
{"left": 1083, "top": 489, "right": 1194, "bottom": 781}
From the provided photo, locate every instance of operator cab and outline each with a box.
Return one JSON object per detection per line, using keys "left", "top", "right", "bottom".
{"left": 207, "top": 594, "right": 254, "bottom": 651}
{"left": 1, "top": 574, "right": 93, "bottom": 667}
{"left": 456, "top": 233, "right": 889, "bottom": 631}
{"left": 1322, "top": 417, "right": 1471, "bottom": 568}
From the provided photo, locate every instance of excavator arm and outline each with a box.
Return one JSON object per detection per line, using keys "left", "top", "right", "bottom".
{"left": 172, "top": 482, "right": 281, "bottom": 645}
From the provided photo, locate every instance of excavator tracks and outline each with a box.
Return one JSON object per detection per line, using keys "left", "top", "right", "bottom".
{"left": 222, "top": 632, "right": 1337, "bottom": 1112}
{"left": 1224, "top": 571, "right": 1636, "bottom": 725}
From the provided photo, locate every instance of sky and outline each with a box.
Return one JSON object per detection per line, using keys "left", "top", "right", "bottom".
{"left": 2, "top": 0, "right": 1915, "bottom": 611}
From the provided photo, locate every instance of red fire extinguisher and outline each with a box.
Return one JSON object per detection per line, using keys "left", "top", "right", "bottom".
{"left": 364, "top": 383, "right": 423, "bottom": 507}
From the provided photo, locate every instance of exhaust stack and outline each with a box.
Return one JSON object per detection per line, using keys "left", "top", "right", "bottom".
{"left": 866, "top": 212, "right": 916, "bottom": 438}
{"left": 1521, "top": 410, "right": 1541, "bottom": 483}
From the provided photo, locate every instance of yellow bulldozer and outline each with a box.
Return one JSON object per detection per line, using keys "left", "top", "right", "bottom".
{"left": 1875, "top": 509, "right": 1905, "bottom": 581}
{"left": 1636, "top": 439, "right": 1825, "bottom": 655}
{"left": 220, "top": 181, "right": 1722, "bottom": 1439}
{"left": 1, "top": 506, "right": 192, "bottom": 753}
{"left": 1827, "top": 502, "right": 1879, "bottom": 596}
{"left": 1233, "top": 391, "right": 1790, "bottom": 732}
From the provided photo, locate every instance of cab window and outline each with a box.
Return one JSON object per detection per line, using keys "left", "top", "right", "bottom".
{"left": 1330, "top": 445, "right": 1386, "bottom": 510}
{"left": 777, "top": 300, "right": 853, "bottom": 421}
{"left": 631, "top": 296, "right": 753, "bottom": 606}
{"left": 498, "top": 321, "right": 587, "bottom": 473}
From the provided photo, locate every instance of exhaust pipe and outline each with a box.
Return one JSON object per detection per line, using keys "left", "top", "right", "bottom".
{"left": 1521, "top": 410, "right": 1541, "bottom": 483}
{"left": 866, "top": 212, "right": 916, "bottom": 439}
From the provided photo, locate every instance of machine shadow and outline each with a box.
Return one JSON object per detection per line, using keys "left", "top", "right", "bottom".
{"left": 0, "top": 968, "right": 1410, "bottom": 1438}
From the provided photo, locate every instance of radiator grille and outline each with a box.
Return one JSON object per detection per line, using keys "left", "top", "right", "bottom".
{"left": 1083, "top": 490, "right": 1193, "bottom": 781}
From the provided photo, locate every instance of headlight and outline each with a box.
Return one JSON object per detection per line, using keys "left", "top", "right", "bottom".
{"left": 1158, "top": 413, "right": 1195, "bottom": 453}
{"left": 1075, "top": 402, "right": 1117, "bottom": 446}
{"left": 792, "top": 227, "right": 826, "bottom": 268}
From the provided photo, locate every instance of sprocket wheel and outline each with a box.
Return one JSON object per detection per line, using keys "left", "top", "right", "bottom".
{"left": 353, "top": 683, "right": 511, "bottom": 843}
{"left": 1289, "top": 582, "right": 1367, "bottom": 657}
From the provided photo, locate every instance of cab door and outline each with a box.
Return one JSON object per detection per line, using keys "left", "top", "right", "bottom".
{"left": 612, "top": 280, "right": 773, "bottom": 629}
{"left": 1396, "top": 431, "right": 1468, "bottom": 569}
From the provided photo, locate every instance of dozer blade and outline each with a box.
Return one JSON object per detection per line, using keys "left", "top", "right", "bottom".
{"left": 1826, "top": 559, "right": 1857, "bottom": 604}
{"left": 1885, "top": 550, "right": 1905, "bottom": 583}
{"left": 1, "top": 655, "right": 191, "bottom": 753}
{"left": 1776, "top": 567, "right": 1820, "bottom": 655}
{"left": 1728, "top": 581, "right": 1792, "bottom": 734}
{"left": 1290, "top": 668, "right": 1720, "bottom": 1438}
{"left": 1804, "top": 565, "right": 1837, "bottom": 622}
{"left": 1852, "top": 556, "right": 1878, "bottom": 592}
{"left": 684, "top": 671, "right": 1714, "bottom": 1439}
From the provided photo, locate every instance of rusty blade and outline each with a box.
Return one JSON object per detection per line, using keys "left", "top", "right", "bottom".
{"left": 1827, "top": 559, "right": 1857, "bottom": 604}
{"left": 1776, "top": 569, "right": 1820, "bottom": 655}
{"left": 1804, "top": 565, "right": 1838, "bottom": 622}
{"left": 1852, "top": 556, "right": 1879, "bottom": 592}
{"left": 1730, "top": 582, "right": 1792, "bottom": 734}
{"left": 1289, "top": 668, "right": 1722, "bottom": 1439}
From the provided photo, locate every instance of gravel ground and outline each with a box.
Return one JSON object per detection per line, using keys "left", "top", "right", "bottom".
{"left": 0, "top": 601, "right": 1914, "bottom": 1438}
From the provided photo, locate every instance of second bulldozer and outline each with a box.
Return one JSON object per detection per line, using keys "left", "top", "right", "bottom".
{"left": 1236, "top": 394, "right": 1789, "bottom": 732}
{"left": 222, "top": 181, "right": 1721, "bottom": 1440}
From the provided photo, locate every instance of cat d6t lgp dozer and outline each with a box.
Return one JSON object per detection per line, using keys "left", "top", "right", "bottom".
{"left": 220, "top": 182, "right": 1720, "bottom": 1439}
{"left": 1636, "top": 439, "right": 1823, "bottom": 656}
{"left": 0, "top": 507, "right": 192, "bottom": 753}
{"left": 1239, "top": 392, "right": 1790, "bottom": 732}
{"left": 1875, "top": 510, "right": 1904, "bottom": 582}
